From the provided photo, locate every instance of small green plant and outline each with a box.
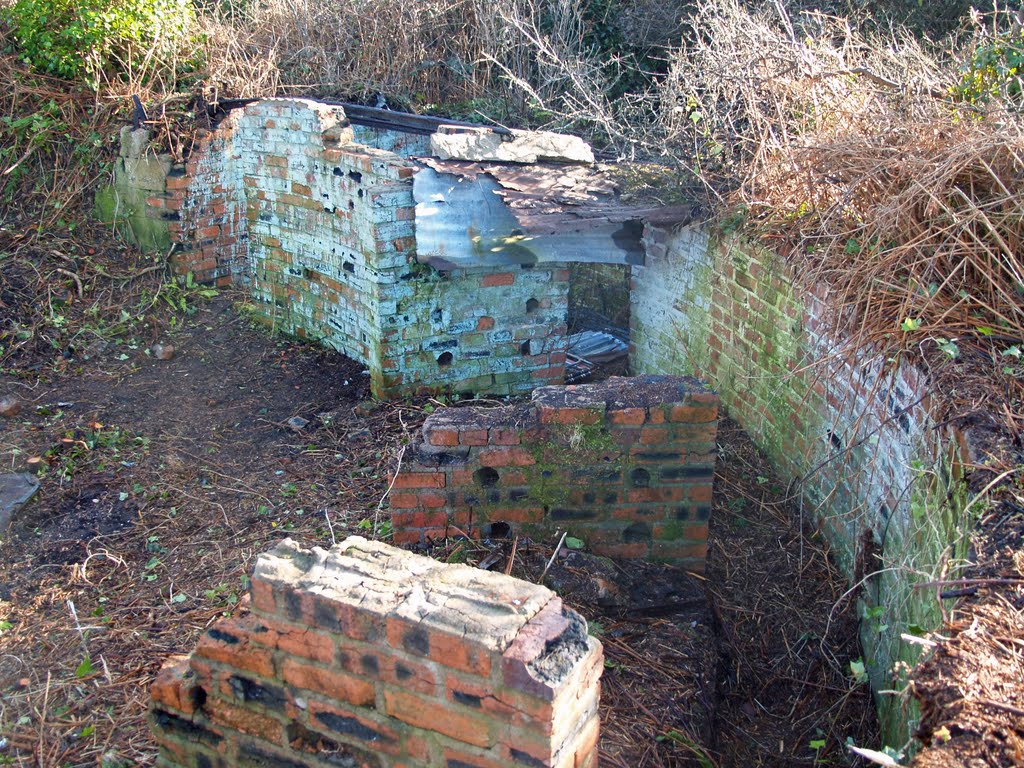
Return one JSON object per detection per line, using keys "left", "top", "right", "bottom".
{"left": 658, "top": 730, "right": 715, "bottom": 768}
{"left": 156, "top": 272, "right": 218, "bottom": 316}
{"left": 808, "top": 736, "right": 827, "bottom": 765}
{"left": 75, "top": 655, "right": 94, "bottom": 678}
{"left": 955, "top": 21, "right": 1024, "bottom": 107}
{"left": 357, "top": 517, "right": 393, "bottom": 539}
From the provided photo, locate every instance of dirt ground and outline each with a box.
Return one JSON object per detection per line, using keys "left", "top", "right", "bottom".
{"left": 2, "top": 227, "right": 875, "bottom": 766}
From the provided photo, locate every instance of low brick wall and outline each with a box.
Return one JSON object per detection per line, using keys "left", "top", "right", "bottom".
{"left": 151, "top": 537, "right": 602, "bottom": 768}
{"left": 629, "top": 224, "right": 971, "bottom": 743}
{"left": 391, "top": 376, "right": 718, "bottom": 570}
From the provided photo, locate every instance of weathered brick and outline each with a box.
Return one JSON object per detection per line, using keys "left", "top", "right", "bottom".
{"left": 207, "top": 697, "right": 285, "bottom": 743}
{"left": 391, "top": 472, "right": 446, "bottom": 490}
{"left": 195, "top": 617, "right": 275, "bottom": 678}
{"left": 150, "top": 656, "right": 202, "bottom": 715}
{"left": 280, "top": 658, "right": 375, "bottom": 706}
{"left": 384, "top": 688, "right": 493, "bottom": 748}
{"left": 481, "top": 272, "right": 515, "bottom": 287}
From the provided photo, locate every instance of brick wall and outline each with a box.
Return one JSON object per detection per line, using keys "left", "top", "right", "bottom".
{"left": 629, "top": 224, "right": 970, "bottom": 743}
{"left": 113, "top": 98, "right": 570, "bottom": 399}
{"left": 390, "top": 376, "right": 718, "bottom": 570}
{"left": 151, "top": 537, "right": 602, "bottom": 768}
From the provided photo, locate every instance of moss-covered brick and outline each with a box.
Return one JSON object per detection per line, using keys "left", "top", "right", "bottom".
{"left": 629, "top": 223, "right": 972, "bottom": 749}
{"left": 391, "top": 376, "right": 718, "bottom": 571}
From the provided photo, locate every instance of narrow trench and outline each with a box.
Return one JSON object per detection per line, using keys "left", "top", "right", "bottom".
{"left": 555, "top": 270, "right": 878, "bottom": 766}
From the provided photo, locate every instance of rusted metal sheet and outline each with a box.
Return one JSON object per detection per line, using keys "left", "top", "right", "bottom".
{"left": 413, "top": 159, "right": 693, "bottom": 270}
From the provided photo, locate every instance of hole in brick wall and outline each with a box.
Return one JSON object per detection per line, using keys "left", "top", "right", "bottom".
{"left": 520, "top": 340, "right": 532, "bottom": 356}
{"left": 348, "top": 200, "right": 355, "bottom": 211}
{"left": 526, "top": 298, "right": 540, "bottom": 314}
{"left": 623, "top": 521, "right": 652, "bottom": 543}
{"left": 344, "top": 262, "right": 355, "bottom": 273}
{"left": 630, "top": 468, "right": 651, "bottom": 487}
{"left": 474, "top": 467, "right": 500, "bottom": 487}
{"left": 431, "top": 308, "right": 443, "bottom": 324}
{"left": 437, "top": 352, "right": 453, "bottom": 367}
{"left": 486, "top": 521, "right": 511, "bottom": 538}
{"left": 348, "top": 170, "right": 363, "bottom": 183}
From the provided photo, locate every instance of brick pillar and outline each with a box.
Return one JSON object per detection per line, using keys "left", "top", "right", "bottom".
{"left": 150, "top": 537, "right": 602, "bottom": 768}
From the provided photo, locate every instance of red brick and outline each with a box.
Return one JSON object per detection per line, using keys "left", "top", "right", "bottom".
{"left": 281, "top": 658, "right": 374, "bottom": 706}
{"left": 476, "top": 316, "right": 495, "bottom": 330}
{"left": 392, "top": 510, "right": 448, "bottom": 529}
{"left": 389, "top": 492, "right": 419, "bottom": 509}
{"left": 573, "top": 719, "right": 600, "bottom": 768}
{"left": 646, "top": 407, "right": 667, "bottom": 424}
{"left": 503, "top": 599, "right": 570, "bottom": 700}
{"left": 429, "top": 428, "right": 460, "bottom": 447}
{"left": 308, "top": 700, "right": 401, "bottom": 753}
{"left": 446, "top": 676, "right": 527, "bottom": 728}
{"left": 429, "top": 630, "right": 492, "bottom": 677}
{"left": 686, "top": 485, "right": 713, "bottom": 503}
{"left": 639, "top": 427, "right": 668, "bottom": 445}
{"left": 195, "top": 617, "right": 275, "bottom": 677}
{"left": 538, "top": 407, "right": 601, "bottom": 426}
{"left": 253, "top": 618, "right": 336, "bottom": 664}
{"left": 491, "top": 428, "right": 521, "bottom": 445}
{"left": 391, "top": 472, "right": 446, "bottom": 490}
{"left": 485, "top": 506, "right": 543, "bottom": 524}
{"left": 481, "top": 272, "right": 515, "bottom": 287}
{"left": 207, "top": 697, "right": 285, "bottom": 742}
{"left": 531, "top": 366, "right": 565, "bottom": 381}
{"left": 417, "top": 492, "right": 447, "bottom": 508}
{"left": 608, "top": 408, "right": 645, "bottom": 426}
{"left": 165, "top": 175, "right": 191, "bottom": 191}
{"left": 403, "top": 732, "right": 431, "bottom": 763}
{"left": 478, "top": 448, "right": 536, "bottom": 468}
{"left": 384, "top": 689, "right": 493, "bottom": 747}
{"left": 669, "top": 403, "right": 718, "bottom": 423}
{"left": 690, "top": 392, "right": 718, "bottom": 405}
{"left": 150, "top": 656, "right": 201, "bottom": 715}
{"left": 592, "top": 542, "right": 649, "bottom": 558}
{"left": 460, "top": 429, "right": 490, "bottom": 446}
{"left": 392, "top": 528, "right": 420, "bottom": 546}
{"left": 651, "top": 540, "right": 707, "bottom": 565}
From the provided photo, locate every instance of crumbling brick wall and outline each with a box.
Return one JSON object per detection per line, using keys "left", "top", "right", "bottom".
{"left": 391, "top": 376, "right": 718, "bottom": 569}
{"left": 151, "top": 537, "right": 602, "bottom": 768}
{"left": 109, "top": 98, "right": 571, "bottom": 399}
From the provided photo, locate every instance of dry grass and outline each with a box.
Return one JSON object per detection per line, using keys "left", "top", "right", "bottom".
{"left": 196, "top": 0, "right": 508, "bottom": 103}
{"left": 656, "top": 0, "right": 1024, "bottom": 426}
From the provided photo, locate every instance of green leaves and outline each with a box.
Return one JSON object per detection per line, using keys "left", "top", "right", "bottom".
{"left": 75, "top": 655, "right": 93, "bottom": 678}
{"left": 849, "top": 658, "right": 868, "bottom": 684}
{"left": 936, "top": 338, "right": 960, "bottom": 359}
{"left": 3, "top": 0, "right": 198, "bottom": 87}
{"left": 899, "top": 317, "right": 921, "bottom": 332}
